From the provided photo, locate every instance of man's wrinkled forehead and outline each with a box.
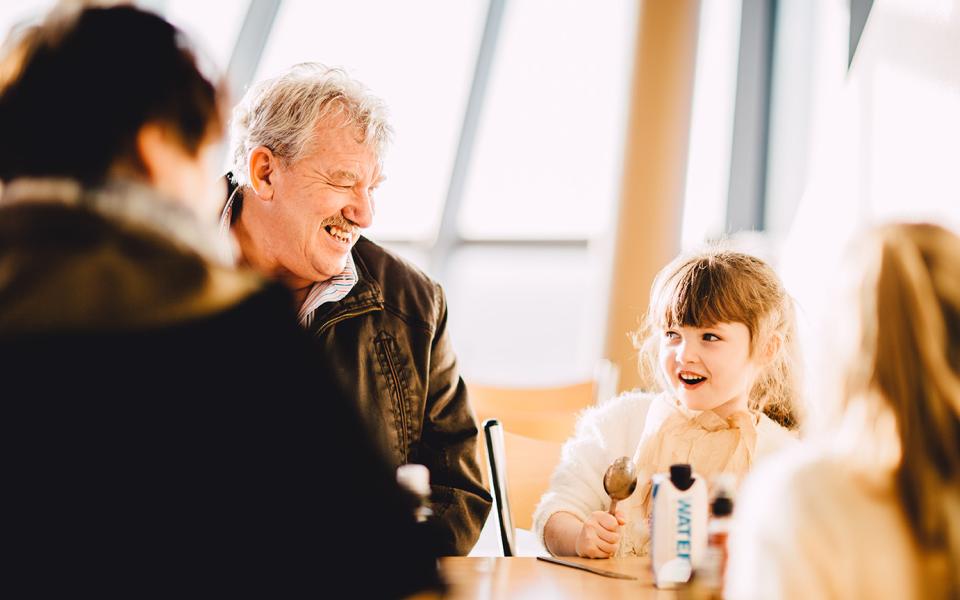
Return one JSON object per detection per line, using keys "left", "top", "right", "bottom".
{"left": 301, "top": 122, "right": 382, "bottom": 172}
{"left": 310, "top": 110, "right": 381, "bottom": 153}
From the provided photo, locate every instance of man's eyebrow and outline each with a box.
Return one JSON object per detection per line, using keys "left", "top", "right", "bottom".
{"left": 327, "top": 169, "right": 359, "bottom": 182}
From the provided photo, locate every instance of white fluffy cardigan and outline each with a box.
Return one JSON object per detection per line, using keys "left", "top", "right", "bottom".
{"left": 532, "top": 390, "right": 797, "bottom": 556}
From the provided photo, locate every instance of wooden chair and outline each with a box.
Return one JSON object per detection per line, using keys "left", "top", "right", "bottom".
{"left": 470, "top": 381, "right": 594, "bottom": 442}
{"left": 471, "top": 386, "right": 583, "bottom": 496}
{"left": 470, "top": 359, "right": 620, "bottom": 506}
{"left": 470, "top": 359, "right": 620, "bottom": 443}
{"left": 470, "top": 360, "right": 620, "bottom": 554}
{"left": 484, "top": 419, "right": 562, "bottom": 556}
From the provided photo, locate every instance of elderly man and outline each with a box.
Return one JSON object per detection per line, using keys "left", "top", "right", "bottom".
{"left": 223, "top": 63, "right": 490, "bottom": 555}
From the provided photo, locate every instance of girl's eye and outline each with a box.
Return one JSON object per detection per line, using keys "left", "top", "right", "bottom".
{"left": 703, "top": 333, "right": 720, "bottom": 341}
{"left": 664, "top": 330, "right": 679, "bottom": 340}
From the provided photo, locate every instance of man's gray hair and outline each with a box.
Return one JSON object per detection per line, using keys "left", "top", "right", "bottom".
{"left": 229, "top": 63, "right": 392, "bottom": 187}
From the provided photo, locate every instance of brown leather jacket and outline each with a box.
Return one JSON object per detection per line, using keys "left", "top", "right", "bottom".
{"left": 306, "top": 236, "right": 491, "bottom": 555}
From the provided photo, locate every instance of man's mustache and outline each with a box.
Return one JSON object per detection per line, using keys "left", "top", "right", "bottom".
{"left": 321, "top": 215, "right": 360, "bottom": 230}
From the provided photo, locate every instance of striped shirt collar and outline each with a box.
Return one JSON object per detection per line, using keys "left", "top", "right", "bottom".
{"left": 219, "top": 187, "right": 359, "bottom": 327}
{"left": 297, "top": 253, "right": 358, "bottom": 327}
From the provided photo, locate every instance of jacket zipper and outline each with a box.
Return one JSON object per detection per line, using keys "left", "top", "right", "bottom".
{"left": 381, "top": 339, "right": 408, "bottom": 462}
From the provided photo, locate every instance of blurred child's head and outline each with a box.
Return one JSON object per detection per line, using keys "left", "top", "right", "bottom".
{"left": 839, "top": 223, "right": 960, "bottom": 432}
{"left": 837, "top": 223, "right": 960, "bottom": 594}
{"left": 636, "top": 249, "right": 800, "bottom": 429}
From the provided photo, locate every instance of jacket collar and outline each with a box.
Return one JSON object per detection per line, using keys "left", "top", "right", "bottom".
{"left": 0, "top": 177, "right": 231, "bottom": 265}
{"left": 309, "top": 237, "right": 384, "bottom": 329}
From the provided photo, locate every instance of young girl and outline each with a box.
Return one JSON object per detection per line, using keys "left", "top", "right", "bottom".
{"left": 534, "top": 249, "right": 801, "bottom": 558}
{"left": 726, "top": 224, "right": 960, "bottom": 600}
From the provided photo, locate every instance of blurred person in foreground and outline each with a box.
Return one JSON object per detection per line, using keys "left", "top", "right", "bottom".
{"left": 726, "top": 223, "right": 960, "bottom": 600}
{"left": 0, "top": 5, "right": 440, "bottom": 596}
{"left": 224, "top": 63, "right": 490, "bottom": 555}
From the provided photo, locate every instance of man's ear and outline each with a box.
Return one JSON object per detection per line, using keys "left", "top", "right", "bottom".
{"left": 249, "top": 146, "right": 277, "bottom": 200}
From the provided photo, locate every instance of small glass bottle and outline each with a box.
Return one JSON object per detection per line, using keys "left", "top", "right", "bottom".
{"left": 396, "top": 463, "right": 433, "bottom": 523}
{"left": 698, "top": 484, "right": 734, "bottom": 598}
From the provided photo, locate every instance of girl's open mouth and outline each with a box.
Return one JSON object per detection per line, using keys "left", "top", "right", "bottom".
{"left": 678, "top": 371, "right": 707, "bottom": 389}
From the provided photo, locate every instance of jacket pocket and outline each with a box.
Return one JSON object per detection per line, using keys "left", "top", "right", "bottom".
{"left": 374, "top": 332, "right": 409, "bottom": 463}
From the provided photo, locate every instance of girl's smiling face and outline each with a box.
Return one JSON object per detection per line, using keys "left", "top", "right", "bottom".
{"left": 658, "top": 321, "right": 761, "bottom": 417}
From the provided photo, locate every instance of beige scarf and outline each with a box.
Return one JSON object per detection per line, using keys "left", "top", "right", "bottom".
{"left": 618, "top": 395, "right": 759, "bottom": 556}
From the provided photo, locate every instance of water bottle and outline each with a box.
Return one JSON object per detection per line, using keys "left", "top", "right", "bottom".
{"left": 650, "top": 463, "right": 708, "bottom": 588}
{"left": 698, "top": 475, "right": 735, "bottom": 597}
{"left": 396, "top": 463, "right": 433, "bottom": 523}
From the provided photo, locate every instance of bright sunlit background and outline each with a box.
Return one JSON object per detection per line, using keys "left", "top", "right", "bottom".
{"left": 3, "top": 0, "right": 958, "bottom": 393}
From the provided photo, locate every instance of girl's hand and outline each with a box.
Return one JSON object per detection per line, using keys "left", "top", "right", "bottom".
{"left": 574, "top": 510, "right": 626, "bottom": 558}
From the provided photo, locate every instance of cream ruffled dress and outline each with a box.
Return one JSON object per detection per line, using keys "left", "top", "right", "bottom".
{"left": 532, "top": 391, "right": 797, "bottom": 557}
{"left": 616, "top": 395, "right": 769, "bottom": 556}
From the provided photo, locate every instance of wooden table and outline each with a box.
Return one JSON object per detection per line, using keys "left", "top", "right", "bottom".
{"left": 439, "top": 557, "right": 682, "bottom": 599}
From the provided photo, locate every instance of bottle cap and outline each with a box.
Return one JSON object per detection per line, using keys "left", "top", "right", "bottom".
{"left": 670, "top": 463, "right": 694, "bottom": 491}
{"left": 711, "top": 495, "right": 733, "bottom": 517}
{"left": 397, "top": 463, "right": 431, "bottom": 497}
{"left": 710, "top": 473, "right": 736, "bottom": 516}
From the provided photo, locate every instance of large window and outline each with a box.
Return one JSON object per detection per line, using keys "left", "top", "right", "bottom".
{"left": 681, "top": 0, "right": 742, "bottom": 249}
{"left": 458, "top": 0, "right": 635, "bottom": 241}
{"left": 255, "top": 0, "right": 487, "bottom": 243}
{"left": 164, "top": 0, "right": 250, "bottom": 74}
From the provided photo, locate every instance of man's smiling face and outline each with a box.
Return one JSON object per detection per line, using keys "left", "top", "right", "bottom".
{"left": 262, "top": 114, "right": 384, "bottom": 284}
